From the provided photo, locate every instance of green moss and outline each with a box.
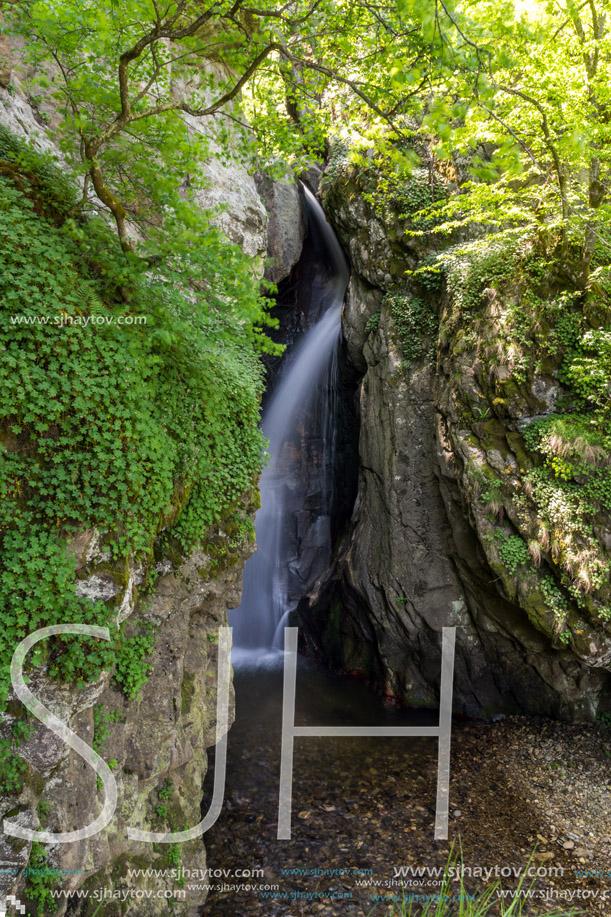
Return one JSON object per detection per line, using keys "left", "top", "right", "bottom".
{"left": 180, "top": 673, "right": 196, "bottom": 715}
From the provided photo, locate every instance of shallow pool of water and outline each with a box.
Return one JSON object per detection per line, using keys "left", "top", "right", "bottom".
{"left": 202, "top": 653, "right": 447, "bottom": 916}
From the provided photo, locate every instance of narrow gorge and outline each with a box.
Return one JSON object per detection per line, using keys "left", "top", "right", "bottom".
{"left": 1, "top": 2, "right": 611, "bottom": 916}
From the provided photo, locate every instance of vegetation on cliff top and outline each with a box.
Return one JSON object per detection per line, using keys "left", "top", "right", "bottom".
{"left": 312, "top": 0, "right": 611, "bottom": 668}
{"left": 436, "top": 236, "right": 611, "bottom": 648}
{"left": 10, "top": 0, "right": 610, "bottom": 279}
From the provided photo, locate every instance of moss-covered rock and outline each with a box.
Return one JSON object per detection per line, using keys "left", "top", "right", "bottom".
{"left": 300, "top": 150, "right": 611, "bottom": 722}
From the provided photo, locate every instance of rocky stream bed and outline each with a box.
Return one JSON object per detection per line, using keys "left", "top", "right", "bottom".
{"left": 201, "top": 660, "right": 611, "bottom": 917}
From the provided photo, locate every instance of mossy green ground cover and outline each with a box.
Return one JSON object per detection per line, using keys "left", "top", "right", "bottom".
{"left": 0, "top": 126, "right": 270, "bottom": 732}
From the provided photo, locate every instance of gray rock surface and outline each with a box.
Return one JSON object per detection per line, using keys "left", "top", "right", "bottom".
{"left": 0, "top": 513, "right": 256, "bottom": 915}
{"left": 298, "top": 160, "right": 610, "bottom": 721}
{"left": 255, "top": 173, "right": 306, "bottom": 282}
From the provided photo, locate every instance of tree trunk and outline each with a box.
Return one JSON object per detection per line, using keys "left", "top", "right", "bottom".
{"left": 580, "top": 156, "right": 605, "bottom": 285}
{"left": 84, "top": 141, "right": 133, "bottom": 254}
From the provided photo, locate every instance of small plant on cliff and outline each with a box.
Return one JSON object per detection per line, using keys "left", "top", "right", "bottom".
{"left": 365, "top": 311, "right": 381, "bottom": 334}
{"left": 321, "top": 139, "right": 352, "bottom": 194}
{"left": 521, "top": 411, "right": 611, "bottom": 615}
{"left": 385, "top": 293, "right": 438, "bottom": 368}
{"left": 410, "top": 254, "right": 446, "bottom": 293}
{"left": 0, "top": 719, "right": 35, "bottom": 794}
{"left": 0, "top": 741, "right": 27, "bottom": 794}
{"left": 23, "top": 842, "right": 59, "bottom": 916}
{"left": 357, "top": 154, "right": 448, "bottom": 235}
{"left": 113, "top": 622, "right": 158, "bottom": 701}
{"left": 36, "top": 799, "right": 51, "bottom": 826}
{"left": 92, "top": 706, "right": 122, "bottom": 753}
{"left": 166, "top": 844, "right": 184, "bottom": 884}
{"left": 496, "top": 534, "right": 531, "bottom": 576}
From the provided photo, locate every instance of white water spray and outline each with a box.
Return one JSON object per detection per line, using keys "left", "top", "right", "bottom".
{"left": 230, "top": 186, "right": 349, "bottom": 662}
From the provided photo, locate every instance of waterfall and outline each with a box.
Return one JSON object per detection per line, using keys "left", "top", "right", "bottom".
{"left": 229, "top": 186, "right": 350, "bottom": 662}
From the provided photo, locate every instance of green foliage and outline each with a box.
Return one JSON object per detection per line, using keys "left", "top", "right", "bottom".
{"left": 24, "top": 842, "right": 59, "bottom": 916}
{"left": 540, "top": 576, "right": 571, "bottom": 642}
{"left": 37, "top": 798, "right": 51, "bottom": 824}
{"left": 113, "top": 622, "right": 158, "bottom": 700}
{"left": 361, "top": 158, "right": 447, "bottom": 234}
{"left": 515, "top": 285, "right": 611, "bottom": 617}
{"left": 92, "top": 705, "right": 122, "bottom": 753}
{"left": 0, "top": 126, "right": 271, "bottom": 710}
{"left": 0, "top": 124, "right": 78, "bottom": 218}
{"left": 166, "top": 843, "right": 183, "bottom": 883}
{"left": 410, "top": 254, "right": 445, "bottom": 293}
{"left": 402, "top": 0, "right": 611, "bottom": 279}
{"left": 385, "top": 293, "right": 438, "bottom": 367}
{"left": 0, "top": 744, "right": 25, "bottom": 794}
{"left": 523, "top": 414, "right": 611, "bottom": 500}
{"left": 394, "top": 167, "right": 447, "bottom": 225}
{"left": 93, "top": 705, "right": 122, "bottom": 788}
{"left": 2, "top": 0, "right": 452, "bottom": 226}
{"left": 0, "top": 719, "right": 35, "bottom": 794}
{"left": 365, "top": 310, "right": 381, "bottom": 334}
{"left": 521, "top": 413, "right": 611, "bottom": 608}
{"left": 438, "top": 230, "right": 610, "bottom": 629}
{"left": 320, "top": 139, "right": 352, "bottom": 194}
{"left": 11, "top": 719, "right": 34, "bottom": 744}
{"left": 496, "top": 534, "right": 531, "bottom": 575}
{"left": 158, "top": 779, "right": 173, "bottom": 801}
{"left": 226, "top": 511, "right": 256, "bottom": 549}
{"left": 441, "top": 235, "right": 518, "bottom": 315}
{"left": 564, "top": 330, "right": 611, "bottom": 409}
{"left": 6, "top": 0, "right": 611, "bottom": 280}
{"left": 166, "top": 844, "right": 180, "bottom": 866}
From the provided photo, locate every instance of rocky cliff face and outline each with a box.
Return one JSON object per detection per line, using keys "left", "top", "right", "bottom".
{"left": 298, "top": 150, "right": 611, "bottom": 722}
{"left": 1, "top": 507, "right": 256, "bottom": 916}
{"left": 0, "top": 34, "right": 305, "bottom": 916}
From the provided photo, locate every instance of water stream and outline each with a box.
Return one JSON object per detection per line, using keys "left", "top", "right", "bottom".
{"left": 229, "top": 186, "right": 349, "bottom": 661}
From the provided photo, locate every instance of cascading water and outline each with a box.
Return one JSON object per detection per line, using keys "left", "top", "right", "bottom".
{"left": 229, "top": 186, "right": 350, "bottom": 660}
{"left": 208, "top": 190, "right": 445, "bottom": 917}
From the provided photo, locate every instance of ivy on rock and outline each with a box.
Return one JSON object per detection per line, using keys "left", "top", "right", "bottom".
{"left": 0, "top": 126, "right": 273, "bottom": 708}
